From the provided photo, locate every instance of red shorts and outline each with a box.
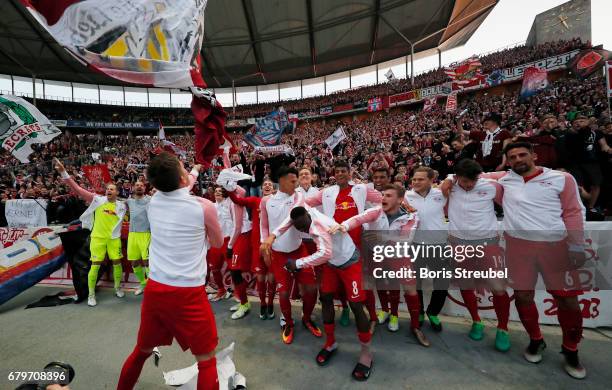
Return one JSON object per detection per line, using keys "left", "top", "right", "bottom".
{"left": 138, "top": 279, "right": 218, "bottom": 355}
{"left": 320, "top": 261, "right": 365, "bottom": 302}
{"left": 228, "top": 232, "right": 251, "bottom": 271}
{"left": 271, "top": 246, "right": 316, "bottom": 292}
{"left": 449, "top": 239, "right": 504, "bottom": 285}
{"left": 207, "top": 237, "right": 228, "bottom": 270}
{"left": 505, "top": 235, "right": 582, "bottom": 297}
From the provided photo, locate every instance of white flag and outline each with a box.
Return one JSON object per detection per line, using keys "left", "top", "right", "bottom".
{"left": 158, "top": 122, "right": 166, "bottom": 140}
{"left": 325, "top": 126, "right": 347, "bottom": 150}
{"left": 385, "top": 69, "right": 397, "bottom": 82}
{"left": 0, "top": 95, "right": 62, "bottom": 163}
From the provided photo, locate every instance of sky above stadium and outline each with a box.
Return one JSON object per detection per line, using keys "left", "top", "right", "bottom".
{"left": 0, "top": 0, "right": 609, "bottom": 108}
{"left": 414, "top": 0, "right": 611, "bottom": 73}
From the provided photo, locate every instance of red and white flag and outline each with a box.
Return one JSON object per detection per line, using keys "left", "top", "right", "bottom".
{"left": 423, "top": 96, "right": 437, "bottom": 112}
{"left": 445, "top": 92, "right": 458, "bottom": 112}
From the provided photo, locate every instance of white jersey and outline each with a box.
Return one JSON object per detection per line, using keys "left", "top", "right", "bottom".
{"left": 148, "top": 188, "right": 212, "bottom": 287}
{"left": 216, "top": 198, "right": 234, "bottom": 238}
{"left": 447, "top": 178, "right": 501, "bottom": 240}
{"left": 404, "top": 187, "right": 447, "bottom": 243}
{"left": 260, "top": 191, "right": 303, "bottom": 253}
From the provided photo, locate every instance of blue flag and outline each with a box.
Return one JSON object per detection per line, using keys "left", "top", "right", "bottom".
{"left": 244, "top": 108, "right": 291, "bottom": 147}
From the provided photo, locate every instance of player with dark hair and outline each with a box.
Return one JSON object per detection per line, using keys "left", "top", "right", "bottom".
{"left": 305, "top": 160, "right": 382, "bottom": 332}
{"left": 118, "top": 152, "right": 223, "bottom": 390}
{"left": 269, "top": 205, "right": 374, "bottom": 381}
{"left": 260, "top": 166, "right": 321, "bottom": 344}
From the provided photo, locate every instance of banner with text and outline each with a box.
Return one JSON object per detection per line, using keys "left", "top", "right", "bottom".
{"left": 5, "top": 199, "right": 48, "bottom": 228}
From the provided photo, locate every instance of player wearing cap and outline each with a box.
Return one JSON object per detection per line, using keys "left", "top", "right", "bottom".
{"left": 117, "top": 152, "right": 223, "bottom": 390}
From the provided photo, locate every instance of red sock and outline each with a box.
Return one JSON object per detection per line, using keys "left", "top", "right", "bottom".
{"left": 256, "top": 280, "right": 267, "bottom": 306}
{"left": 302, "top": 287, "right": 317, "bottom": 321}
{"left": 266, "top": 280, "right": 276, "bottom": 304}
{"left": 279, "top": 293, "right": 293, "bottom": 326}
{"left": 405, "top": 294, "right": 421, "bottom": 329}
{"left": 117, "top": 347, "right": 151, "bottom": 390}
{"left": 235, "top": 280, "right": 248, "bottom": 305}
{"left": 492, "top": 292, "right": 510, "bottom": 331}
{"left": 364, "top": 290, "right": 377, "bottom": 321}
{"left": 516, "top": 302, "right": 543, "bottom": 340}
{"left": 324, "top": 323, "right": 336, "bottom": 348}
{"left": 358, "top": 331, "right": 372, "bottom": 344}
{"left": 197, "top": 357, "right": 219, "bottom": 390}
{"left": 389, "top": 290, "right": 400, "bottom": 317}
{"left": 460, "top": 290, "right": 481, "bottom": 322}
{"left": 211, "top": 270, "right": 225, "bottom": 293}
{"left": 377, "top": 289, "right": 389, "bottom": 312}
{"left": 557, "top": 306, "right": 583, "bottom": 351}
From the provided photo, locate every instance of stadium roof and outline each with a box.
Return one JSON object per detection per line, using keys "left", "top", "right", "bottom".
{"left": 0, "top": 0, "right": 498, "bottom": 88}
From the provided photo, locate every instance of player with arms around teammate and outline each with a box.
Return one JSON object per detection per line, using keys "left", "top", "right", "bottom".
{"left": 334, "top": 184, "right": 430, "bottom": 346}
{"left": 443, "top": 142, "right": 587, "bottom": 378}
{"left": 117, "top": 152, "right": 223, "bottom": 390}
{"left": 54, "top": 158, "right": 127, "bottom": 307}
{"left": 271, "top": 206, "right": 375, "bottom": 381}
{"left": 445, "top": 159, "right": 511, "bottom": 352}
{"left": 260, "top": 167, "right": 321, "bottom": 344}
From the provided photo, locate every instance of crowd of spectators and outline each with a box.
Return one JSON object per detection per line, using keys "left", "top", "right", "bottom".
{"left": 1, "top": 37, "right": 608, "bottom": 226}
{"left": 21, "top": 39, "right": 588, "bottom": 125}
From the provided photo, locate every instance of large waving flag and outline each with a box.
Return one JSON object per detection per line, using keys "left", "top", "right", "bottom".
{"left": 520, "top": 67, "right": 549, "bottom": 99}
{"left": 244, "top": 108, "right": 291, "bottom": 147}
{"left": 21, "top": 0, "right": 207, "bottom": 87}
{"left": 0, "top": 95, "right": 62, "bottom": 162}
{"left": 21, "top": 0, "right": 227, "bottom": 167}
{"left": 445, "top": 56, "right": 486, "bottom": 88}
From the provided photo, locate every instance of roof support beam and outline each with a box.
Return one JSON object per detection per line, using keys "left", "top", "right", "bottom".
{"left": 369, "top": 0, "right": 380, "bottom": 64}
{"left": 241, "top": 0, "right": 266, "bottom": 84}
{"left": 306, "top": 0, "right": 316, "bottom": 76}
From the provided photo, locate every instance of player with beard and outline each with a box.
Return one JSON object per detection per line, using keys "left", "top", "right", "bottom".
{"left": 333, "top": 184, "right": 430, "bottom": 346}
{"left": 442, "top": 142, "right": 587, "bottom": 379}
{"left": 227, "top": 178, "right": 277, "bottom": 320}
{"left": 305, "top": 161, "right": 382, "bottom": 332}
{"left": 126, "top": 180, "right": 155, "bottom": 295}
{"left": 260, "top": 167, "right": 321, "bottom": 344}
{"left": 271, "top": 206, "right": 375, "bottom": 381}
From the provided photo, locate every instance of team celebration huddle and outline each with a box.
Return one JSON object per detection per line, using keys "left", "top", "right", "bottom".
{"left": 50, "top": 136, "right": 589, "bottom": 388}
{"left": 1, "top": 0, "right": 611, "bottom": 389}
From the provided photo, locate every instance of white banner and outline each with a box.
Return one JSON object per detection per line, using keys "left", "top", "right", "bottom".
{"left": 5, "top": 199, "right": 48, "bottom": 228}
{"left": 0, "top": 95, "right": 62, "bottom": 163}
{"left": 254, "top": 144, "right": 294, "bottom": 155}
{"left": 324, "top": 126, "right": 347, "bottom": 150}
